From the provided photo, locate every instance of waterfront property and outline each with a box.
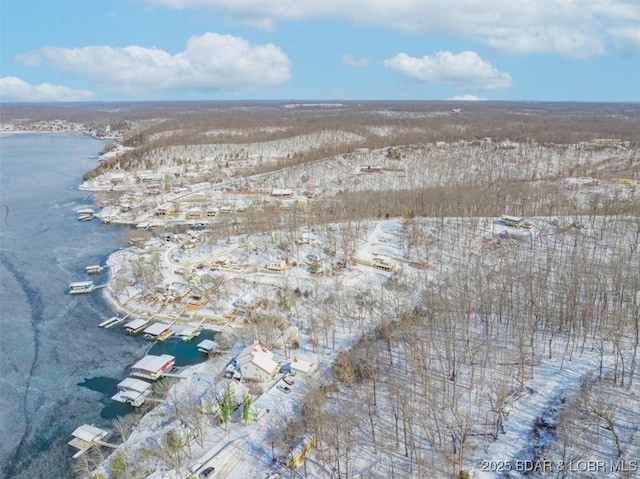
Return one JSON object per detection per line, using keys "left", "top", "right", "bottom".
{"left": 236, "top": 340, "right": 278, "bottom": 382}
{"left": 69, "top": 280, "right": 95, "bottom": 294}
{"left": 68, "top": 424, "right": 112, "bottom": 459}
{"left": 130, "top": 354, "right": 175, "bottom": 380}
{"left": 143, "top": 322, "right": 174, "bottom": 341}
{"left": 124, "top": 318, "right": 149, "bottom": 335}
{"left": 111, "top": 377, "right": 152, "bottom": 407}
{"left": 197, "top": 339, "right": 218, "bottom": 354}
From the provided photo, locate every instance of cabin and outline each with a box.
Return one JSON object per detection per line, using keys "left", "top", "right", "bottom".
{"left": 124, "top": 318, "right": 149, "bottom": 335}
{"left": 372, "top": 257, "right": 395, "bottom": 272}
{"left": 266, "top": 260, "right": 286, "bottom": 272}
{"left": 289, "top": 356, "right": 318, "bottom": 376}
{"left": 285, "top": 435, "right": 316, "bottom": 468}
{"left": 68, "top": 424, "right": 110, "bottom": 459}
{"left": 69, "top": 281, "right": 95, "bottom": 294}
{"left": 501, "top": 215, "right": 524, "bottom": 227}
{"left": 143, "top": 322, "right": 174, "bottom": 341}
{"left": 155, "top": 203, "right": 177, "bottom": 217}
{"left": 130, "top": 354, "right": 175, "bottom": 380}
{"left": 185, "top": 207, "right": 204, "bottom": 220}
{"left": 197, "top": 339, "right": 218, "bottom": 354}
{"left": 236, "top": 340, "right": 278, "bottom": 382}
{"left": 111, "top": 378, "right": 152, "bottom": 407}
{"left": 233, "top": 293, "right": 259, "bottom": 312}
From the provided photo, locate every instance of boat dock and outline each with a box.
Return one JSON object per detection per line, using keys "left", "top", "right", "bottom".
{"left": 68, "top": 424, "right": 116, "bottom": 459}
{"left": 99, "top": 317, "right": 124, "bottom": 328}
{"left": 86, "top": 264, "right": 108, "bottom": 274}
{"left": 124, "top": 318, "right": 149, "bottom": 335}
{"left": 99, "top": 311, "right": 133, "bottom": 329}
{"left": 69, "top": 280, "right": 95, "bottom": 294}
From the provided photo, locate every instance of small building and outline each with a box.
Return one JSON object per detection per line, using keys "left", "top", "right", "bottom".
{"left": 501, "top": 215, "right": 524, "bottom": 227}
{"left": 124, "top": 318, "right": 149, "bottom": 335}
{"left": 155, "top": 203, "right": 177, "bottom": 217}
{"left": 233, "top": 293, "right": 259, "bottom": 312}
{"left": 185, "top": 207, "right": 204, "bottom": 220}
{"left": 197, "top": 339, "right": 218, "bottom": 354}
{"left": 372, "top": 257, "right": 395, "bottom": 272}
{"left": 68, "top": 424, "right": 110, "bottom": 459}
{"left": 289, "top": 356, "right": 318, "bottom": 376}
{"left": 143, "top": 322, "right": 174, "bottom": 342}
{"left": 266, "top": 260, "right": 286, "bottom": 272}
{"left": 111, "top": 378, "right": 152, "bottom": 407}
{"left": 236, "top": 340, "right": 278, "bottom": 382}
{"left": 69, "top": 281, "right": 95, "bottom": 294}
{"left": 130, "top": 354, "right": 175, "bottom": 380}
{"left": 271, "top": 188, "right": 294, "bottom": 197}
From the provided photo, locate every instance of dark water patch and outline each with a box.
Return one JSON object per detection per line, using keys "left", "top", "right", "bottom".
{"left": 100, "top": 401, "right": 135, "bottom": 420}
{"left": 149, "top": 330, "right": 216, "bottom": 367}
{"left": 77, "top": 376, "right": 121, "bottom": 396}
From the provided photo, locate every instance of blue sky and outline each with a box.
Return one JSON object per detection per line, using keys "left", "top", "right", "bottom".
{"left": 1, "top": 0, "right": 638, "bottom": 102}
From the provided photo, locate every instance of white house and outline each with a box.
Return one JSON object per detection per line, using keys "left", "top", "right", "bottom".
{"left": 289, "top": 355, "right": 318, "bottom": 376}
{"left": 237, "top": 341, "right": 279, "bottom": 382}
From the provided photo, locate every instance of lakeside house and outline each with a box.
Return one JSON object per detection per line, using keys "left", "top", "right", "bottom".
{"left": 501, "top": 215, "right": 524, "bottom": 227}
{"left": 236, "top": 340, "right": 278, "bottom": 382}
{"left": 130, "top": 354, "right": 175, "bottom": 380}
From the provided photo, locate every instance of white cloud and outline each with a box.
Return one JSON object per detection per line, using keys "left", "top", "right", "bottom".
{"left": 0, "top": 76, "right": 94, "bottom": 102}
{"left": 17, "top": 33, "right": 291, "bottom": 95}
{"left": 447, "top": 94, "right": 485, "bottom": 101}
{"left": 608, "top": 26, "right": 640, "bottom": 50}
{"left": 385, "top": 51, "right": 512, "bottom": 91}
{"left": 341, "top": 54, "right": 369, "bottom": 68}
{"left": 152, "top": 1, "right": 640, "bottom": 59}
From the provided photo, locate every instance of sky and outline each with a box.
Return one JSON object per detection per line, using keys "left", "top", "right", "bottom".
{"left": 0, "top": 0, "right": 638, "bottom": 103}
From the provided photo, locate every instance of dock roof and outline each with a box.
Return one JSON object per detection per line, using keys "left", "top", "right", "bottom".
{"left": 117, "top": 377, "right": 152, "bottom": 393}
{"left": 125, "top": 318, "right": 149, "bottom": 331}
{"left": 143, "top": 322, "right": 172, "bottom": 336}
{"left": 71, "top": 424, "right": 108, "bottom": 443}
{"left": 131, "top": 354, "right": 175, "bottom": 373}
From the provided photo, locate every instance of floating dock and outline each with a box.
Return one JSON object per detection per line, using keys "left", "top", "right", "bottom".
{"left": 99, "top": 316, "right": 125, "bottom": 329}
{"left": 69, "top": 281, "right": 95, "bottom": 294}
{"left": 86, "top": 264, "right": 105, "bottom": 274}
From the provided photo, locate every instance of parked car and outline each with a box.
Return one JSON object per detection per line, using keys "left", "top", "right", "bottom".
{"left": 277, "top": 384, "right": 292, "bottom": 394}
{"left": 282, "top": 374, "right": 295, "bottom": 385}
{"left": 199, "top": 466, "right": 215, "bottom": 478}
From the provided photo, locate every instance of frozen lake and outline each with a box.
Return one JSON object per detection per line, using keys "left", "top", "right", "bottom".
{"left": 0, "top": 133, "right": 150, "bottom": 479}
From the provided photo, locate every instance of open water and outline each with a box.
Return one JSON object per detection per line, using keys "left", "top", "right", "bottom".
{"left": 0, "top": 133, "right": 209, "bottom": 479}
